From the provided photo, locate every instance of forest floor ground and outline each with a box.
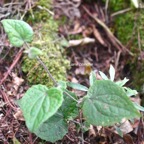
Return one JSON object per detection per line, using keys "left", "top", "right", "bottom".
{"left": 0, "top": 0, "right": 144, "bottom": 144}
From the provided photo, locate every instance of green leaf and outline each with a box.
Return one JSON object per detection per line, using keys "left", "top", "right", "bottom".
{"left": 57, "top": 80, "right": 67, "bottom": 90}
{"left": 133, "top": 102, "right": 144, "bottom": 112}
{"left": 34, "top": 113, "right": 68, "bottom": 143}
{"left": 124, "top": 87, "right": 138, "bottom": 97}
{"left": 25, "top": 47, "right": 43, "bottom": 59}
{"left": 1, "top": 19, "right": 33, "bottom": 47}
{"left": 109, "top": 65, "right": 115, "bottom": 81}
{"left": 18, "top": 85, "right": 63, "bottom": 132}
{"left": 115, "top": 78, "right": 129, "bottom": 87}
{"left": 60, "top": 39, "right": 69, "bottom": 47}
{"left": 67, "top": 82, "right": 88, "bottom": 91}
{"left": 83, "top": 80, "right": 140, "bottom": 126}
{"left": 59, "top": 90, "right": 79, "bottom": 120}
{"left": 89, "top": 71, "right": 97, "bottom": 86}
{"left": 99, "top": 71, "right": 109, "bottom": 80}
{"left": 82, "top": 121, "right": 90, "bottom": 132}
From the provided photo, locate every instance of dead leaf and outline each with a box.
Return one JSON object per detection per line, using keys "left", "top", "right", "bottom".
{"left": 84, "top": 59, "right": 92, "bottom": 75}
{"left": 13, "top": 109, "right": 25, "bottom": 121}
{"left": 83, "top": 27, "right": 93, "bottom": 37}
{"left": 7, "top": 73, "right": 24, "bottom": 96}
{"left": 119, "top": 120, "right": 133, "bottom": 134}
{"left": 123, "top": 134, "right": 134, "bottom": 144}
{"left": 68, "top": 20, "right": 84, "bottom": 35}
{"left": 92, "top": 25, "right": 106, "bottom": 46}
{"left": 97, "top": 126, "right": 102, "bottom": 132}
{"left": 12, "top": 73, "right": 24, "bottom": 91}
{"left": 68, "top": 37, "right": 95, "bottom": 47}
{"left": 71, "top": 77, "right": 79, "bottom": 83}
{"left": 89, "top": 125, "right": 96, "bottom": 137}
{"left": 75, "top": 66, "right": 85, "bottom": 75}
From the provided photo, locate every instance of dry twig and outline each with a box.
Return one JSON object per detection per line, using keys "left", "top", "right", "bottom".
{"left": 82, "top": 5, "right": 126, "bottom": 52}
{"left": 0, "top": 47, "right": 24, "bottom": 85}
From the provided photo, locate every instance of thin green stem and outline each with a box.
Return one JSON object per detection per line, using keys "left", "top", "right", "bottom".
{"left": 24, "top": 42, "right": 79, "bottom": 103}
{"left": 64, "top": 91, "right": 79, "bottom": 103}
{"left": 36, "top": 56, "right": 58, "bottom": 87}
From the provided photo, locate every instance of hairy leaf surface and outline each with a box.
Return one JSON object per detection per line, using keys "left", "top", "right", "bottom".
{"left": 18, "top": 85, "right": 63, "bottom": 131}
{"left": 1, "top": 19, "right": 33, "bottom": 47}
{"left": 83, "top": 80, "right": 140, "bottom": 126}
{"left": 35, "top": 114, "right": 68, "bottom": 143}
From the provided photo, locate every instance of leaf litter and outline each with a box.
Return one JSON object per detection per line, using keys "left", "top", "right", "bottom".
{"left": 0, "top": 0, "right": 144, "bottom": 143}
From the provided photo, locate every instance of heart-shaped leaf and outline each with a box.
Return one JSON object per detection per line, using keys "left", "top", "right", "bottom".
{"left": 18, "top": 85, "right": 63, "bottom": 132}
{"left": 83, "top": 80, "right": 140, "bottom": 126}
{"left": 1, "top": 19, "right": 33, "bottom": 47}
{"left": 35, "top": 90, "right": 78, "bottom": 142}
{"left": 34, "top": 113, "right": 68, "bottom": 143}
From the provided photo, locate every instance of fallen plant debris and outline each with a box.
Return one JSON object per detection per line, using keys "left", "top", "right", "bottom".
{"left": 0, "top": 0, "right": 144, "bottom": 144}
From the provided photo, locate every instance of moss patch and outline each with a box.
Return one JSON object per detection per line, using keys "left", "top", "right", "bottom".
{"left": 102, "top": 0, "right": 144, "bottom": 91}
{"left": 22, "top": 0, "right": 70, "bottom": 87}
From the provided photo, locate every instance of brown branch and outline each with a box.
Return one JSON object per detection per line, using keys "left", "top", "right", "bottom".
{"left": 0, "top": 89, "right": 17, "bottom": 111}
{"left": 0, "top": 47, "right": 24, "bottom": 85}
{"left": 82, "top": 5, "right": 129, "bottom": 53}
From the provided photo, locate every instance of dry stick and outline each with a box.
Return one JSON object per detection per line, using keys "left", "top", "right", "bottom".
{"left": 115, "top": 50, "right": 121, "bottom": 72}
{"left": 138, "top": 28, "right": 142, "bottom": 52}
{"left": 105, "top": 0, "right": 109, "bottom": 22}
{"left": 79, "top": 110, "right": 84, "bottom": 144}
{"left": 0, "top": 47, "right": 24, "bottom": 85}
{"left": 82, "top": 6, "right": 131, "bottom": 54}
{"left": 105, "top": 0, "right": 109, "bottom": 11}
{"left": 0, "top": 89, "right": 17, "bottom": 111}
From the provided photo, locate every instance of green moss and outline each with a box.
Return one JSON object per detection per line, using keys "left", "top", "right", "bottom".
{"left": 113, "top": 11, "right": 136, "bottom": 44}
{"left": 37, "top": 0, "right": 52, "bottom": 8}
{"left": 101, "top": 1, "right": 144, "bottom": 90}
{"left": 131, "top": 60, "right": 144, "bottom": 91}
{"left": 22, "top": 0, "right": 70, "bottom": 87}
{"left": 109, "top": 0, "right": 130, "bottom": 12}
{"left": 25, "top": 0, "right": 52, "bottom": 23}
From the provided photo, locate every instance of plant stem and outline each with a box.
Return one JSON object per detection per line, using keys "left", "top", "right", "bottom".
{"left": 64, "top": 91, "right": 79, "bottom": 103}
{"left": 24, "top": 42, "right": 57, "bottom": 86}
{"left": 36, "top": 56, "right": 58, "bottom": 87}
{"left": 24, "top": 42, "right": 79, "bottom": 103}
{"left": 36, "top": 58, "right": 79, "bottom": 102}
{"left": 37, "top": 58, "right": 79, "bottom": 103}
